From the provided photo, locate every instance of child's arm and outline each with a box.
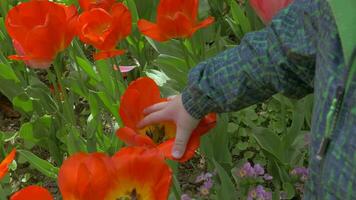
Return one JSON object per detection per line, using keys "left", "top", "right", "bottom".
{"left": 182, "top": 0, "right": 318, "bottom": 119}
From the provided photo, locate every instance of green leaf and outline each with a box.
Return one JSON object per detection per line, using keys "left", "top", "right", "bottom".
{"left": 283, "top": 182, "right": 296, "bottom": 199}
{"left": 76, "top": 57, "right": 100, "bottom": 82}
{"left": 124, "top": 0, "right": 139, "bottom": 23}
{"left": 201, "top": 114, "right": 232, "bottom": 165}
{"left": 95, "top": 60, "right": 117, "bottom": 99}
{"left": 230, "top": 1, "right": 251, "bottom": 34}
{"left": 0, "top": 63, "right": 19, "bottom": 82}
{"left": 18, "top": 123, "right": 39, "bottom": 143}
{"left": 88, "top": 92, "right": 99, "bottom": 117}
{"left": 12, "top": 94, "right": 33, "bottom": 113}
{"left": 18, "top": 150, "right": 59, "bottom": 179}
{"left": 97, "top": 91, "right": 120, "bottom": 120}
{"left": 66, "top": 127, "right": 86, "bottom": 155}
{"left": 213, "top": 159, "right": 237, "bottom": 200}
{"left": 250, "top": 127, "right": 284, "bottom": 162}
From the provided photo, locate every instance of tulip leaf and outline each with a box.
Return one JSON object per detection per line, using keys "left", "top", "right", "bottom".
{"left": 0, "top": 63, "right": 19, "bottom": 83}
{"left": 213, "top": 159, "right": 237, "bottom": 200}
{"left": 250, "top": 127, "right": 284, "bottom": 162}
{"left": 18, "top": 150, "right": 59, "bottom": 179}
{"left": 76, "top": 57, "right": 101, "bottom": 82}
{"left": 124, "top": 0, "right": 139, "bottom": 23}
{"left": 230, "top": 1, "right": 251, "bottom": 34}
{"left": 12, "top": 94, "right": 33, "bottom": 113}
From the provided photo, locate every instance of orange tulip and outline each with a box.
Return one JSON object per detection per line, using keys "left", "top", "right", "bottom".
{"left": 10, "top": 186, "right": 53, "bottom": 200}
{"left": 116, "top": 77, "right": 216, "bottom": 162}
{"left": 79, "top": 0, "right": 115, "bottom": 11}
{"left": 76, "top": 3, "right": 131, "bottom": 60}
{"left": 107, "top": 147, "right": 172, "bottom": 200}
{"left": 5, "top": 0, "right": 77, "bottom": 69}
{"left": 58, "top": 147, "right": 171, "bottom": 200}
{"left": 138, "top": 0, "right": 214, "bottom": 42}
{"left": 250, "top": 0, "right": 293, "bottom": 24}
{"left": 0, "top": 148, "right": 16, "bottom": 180}
{"left": 58, "top": 152, "right": 116, "bottom": 200}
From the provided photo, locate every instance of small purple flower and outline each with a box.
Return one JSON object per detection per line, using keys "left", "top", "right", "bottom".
{"left": 248, "top": 188, "right": 257, "bottom": 199}
{"left": 262, "top": 191, "right": 272, "bottom": 200}
{"left": 263, "top": 174, "right": 273, "bottom": 181}
{"left": 255, "top": 185, "right": 266, "bottom": 197}
{"left": 248, "top": 185, "right": 272, "bottom": 200}
{"left": 203, "top": 178, "right": 213, "bottom": 189}
{"left": 291, "top": 167, "right": 308, "bottom": 181}
{"left": 181, "top": 194, "right": 192, "bottom": 200}
{"left": 254, "top": 164, "right": 265, "bottom": 175}
{"left": 195, "top": 172, "right": 214, "bottom": 183}
{"left": 199, "top": 186, "right": 210, "bottom": 196}
{"left": 240, "top": 162, "right": 256, "bottom": 177}
{"left": 195, "top": 173, "right": 205, "bottom": 183}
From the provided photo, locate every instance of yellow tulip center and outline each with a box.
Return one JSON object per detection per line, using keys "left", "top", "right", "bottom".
{"left": 116, "top": 189, "right": 141, "bottom": 200}
{"left": 139, "top": 122, "right": 176, "bottom": 144}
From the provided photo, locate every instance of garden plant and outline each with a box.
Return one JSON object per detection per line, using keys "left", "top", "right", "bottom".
{"left": 0, "top": 0, "right": 316, "bottom": 199}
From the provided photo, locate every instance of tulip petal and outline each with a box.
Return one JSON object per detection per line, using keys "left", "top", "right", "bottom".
{"left": 79, "top": 0, "right": 116, "bottom": 11}
{"left": 116, "top": 127, "right": 155, "bottom": 147}
{"left": 250, "top": 0, "right": 293, "bottom": 24}
{"left": 58, "top": 153, "right": 116, "bottom": 200}
{"left": 158, "top": 114, "right": 216, "bottom": 162}
{"left": 0, "top": 148, "right": 16, "bottom": 180}
{"left": 109, "top": 147, "right": 172, "bottom": 200}
{"left": 194, "top": 16, "right": 215, "bottom": 32}
{"left": 10, "top": 186, "right": 53, "bottom": 200}
{"left": 77, "top": 8, "right": 113, "bottom": 48}
{"left": 138, "top": 19, "right": 168, "bottom": 42}
{"left": 158, "top": 133, "right": 201, "bottom": 162}
{"left": 5, "top": 1, "right": 77, "bottom": 69}
{"left": 193, "top": 113, "right": 217, "bottom": 136}
{"left": 93, "top": 49, "right": 125, "bottom": 60}
{"left": 119, "top": 77, "right": 163, "bottom": 128}
{"left": 140, "top": 0, "right": 214, "bottom": 41}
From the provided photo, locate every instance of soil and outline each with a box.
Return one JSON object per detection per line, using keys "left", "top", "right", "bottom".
{"left": 0, "top": 94, "right": 21, "bottom": 132}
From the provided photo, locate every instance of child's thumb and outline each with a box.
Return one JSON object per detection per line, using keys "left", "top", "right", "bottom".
{"left": 172, "top": 127, "right": 192, "bottom": 159}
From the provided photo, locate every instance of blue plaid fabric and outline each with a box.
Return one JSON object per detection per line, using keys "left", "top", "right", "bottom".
{"left": 182, "top": 0, "right": 356, "bottom": 199}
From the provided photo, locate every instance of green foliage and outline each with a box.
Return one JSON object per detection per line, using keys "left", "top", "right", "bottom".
{"left": 0, "top": 0, "right": 311, "bottom": 199}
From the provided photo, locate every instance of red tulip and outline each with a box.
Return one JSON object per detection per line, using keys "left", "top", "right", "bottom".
{"left": 58, "top": 153, "right": 116, "bottom": 200}
{"left": 138, "top": 0, "right": 214, "bottom": 42}
{"left": 250, "top": 0, "right": 293, "bottom": 24}
{"left": 116, "top": 77, "right": 217, "bottom": 162}
{"left": 107, "top": 147, "right": 172, "bottom": 200}
{"left": 10, "top": 186, "right": 53, "bottom": 200}
{"left": 5, "top": 0, "right": 77, "bottom": 69}
{"left": 58, "top": 147, "right": 171, "bottom": 200}
{"left": 76, "top": 3, "right": 131, "bottom": 60}
{"left": 0, "top": 148, "right": 16, "bottom": 180}
{"left": 78, "top": 0, "right": 115, "bottom": 11}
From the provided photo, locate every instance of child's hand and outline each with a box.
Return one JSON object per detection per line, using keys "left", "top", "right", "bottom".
{"left": 137, "top": 94, "right": 200, "bottom": 159}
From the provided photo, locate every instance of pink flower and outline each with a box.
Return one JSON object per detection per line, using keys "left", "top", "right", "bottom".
{"left": 113, "top": 65, "right": 137, "bottom": 78}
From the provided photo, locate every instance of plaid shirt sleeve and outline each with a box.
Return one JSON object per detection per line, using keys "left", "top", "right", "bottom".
{"left": 182, "top": 0, "right": 318, "bottom": 119}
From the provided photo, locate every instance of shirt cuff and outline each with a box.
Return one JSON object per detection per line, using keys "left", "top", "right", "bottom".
{"left": 181, "top": 87, "right": 214, "bottom": 120}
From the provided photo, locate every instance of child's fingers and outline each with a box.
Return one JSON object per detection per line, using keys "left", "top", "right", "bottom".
{"left": 143, "top": 102, "right": 168, "bottom": 115}
{"left": 167, "top": 95, "right": 177, "bottom": 100}
{"left": 137, "top": 110, "right": 169, "bottom": 128}
{"left": 172, "top": 127, "right": 193, "bottom": 159}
